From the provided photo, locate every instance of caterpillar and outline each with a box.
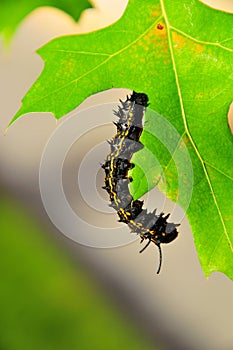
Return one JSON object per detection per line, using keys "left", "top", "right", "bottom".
{"left": 102, "top": 91, "right": 179, "bottom": 274}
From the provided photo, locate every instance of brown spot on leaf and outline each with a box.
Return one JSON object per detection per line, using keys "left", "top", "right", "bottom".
{"left": 155, "top": 22, "right": 167, "bottom": 39}
{"left": 157, "top": 23, "right": 164, "bottom": 30}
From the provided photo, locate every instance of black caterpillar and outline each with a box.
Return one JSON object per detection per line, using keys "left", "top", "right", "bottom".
{"left": 102, "top": 91, "right": 179, "bottom": 274}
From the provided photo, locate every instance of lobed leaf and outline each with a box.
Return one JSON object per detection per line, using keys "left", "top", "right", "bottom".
{"left": 10, "top": 0, "right": 233, "bottom": 280}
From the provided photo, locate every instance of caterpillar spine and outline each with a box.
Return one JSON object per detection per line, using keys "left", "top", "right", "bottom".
{"left": 102, "top": 91, "right": 179, "bottom": 274}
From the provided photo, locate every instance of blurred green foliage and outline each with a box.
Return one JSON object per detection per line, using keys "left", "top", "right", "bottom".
{"left": 0, "top": 0, "right": 92, "bottom": 41}
{"left": 0, "top": 194, "right": 156, "bottom": 350}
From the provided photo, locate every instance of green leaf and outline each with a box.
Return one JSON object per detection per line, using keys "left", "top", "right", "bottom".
{"left": 0, "top": 0, "right": 92, "bottom": 41}
{"left": 11, "top": 0, "right": 233, "bottom": 280}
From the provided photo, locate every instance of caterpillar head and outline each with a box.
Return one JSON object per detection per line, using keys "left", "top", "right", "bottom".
{"left": 129, "top": 91, "right": 149, "bottom": 107}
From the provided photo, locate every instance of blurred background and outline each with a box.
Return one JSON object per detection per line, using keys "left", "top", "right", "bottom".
{"left": 0, "top": 1, "right": 233, "bottom": 349}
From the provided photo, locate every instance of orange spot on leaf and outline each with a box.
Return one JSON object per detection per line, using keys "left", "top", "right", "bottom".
{"left": 172, "top": 32, "right": 205, "bottom": 55}
{"left": 150, "top": 5, "right": 161, "bottom": 19}
{"left": 194, "top": 43, "right": 205, "bottom": 55}
{"left": 172, "top": 32, "right": 186, "bottom": 50}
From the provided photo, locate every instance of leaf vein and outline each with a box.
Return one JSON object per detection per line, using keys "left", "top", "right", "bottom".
{"left": 207, "top": 232, "right": 224, "bottom": 269}
{"left": 204, "top": 161, "right": 233, "bottom": 181}
{"left": 45, "top": 50, "right": 111, "bottom": 56}
{"left": 157, "top": 131, "right": 186, "bottom": 188}
{"left": 161, "top": 0, "right": 233, "bottom": 252}
{"left": 170, "top": 26, "right": 233, "bottom": 53}
{"left": 29, "top": 15, "right": 164, "bottom": 108}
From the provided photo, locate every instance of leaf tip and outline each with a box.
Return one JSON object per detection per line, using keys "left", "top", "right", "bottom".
{"left": 4, "top": 125, "right": 9, "bottom": 136}
{"left": 7, "top": 111, "right": 21, "bottom": 129}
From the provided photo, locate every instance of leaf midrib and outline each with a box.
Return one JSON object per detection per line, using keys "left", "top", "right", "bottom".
{"left": 160, "top": 0, "right": 233, "bottom": 253}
